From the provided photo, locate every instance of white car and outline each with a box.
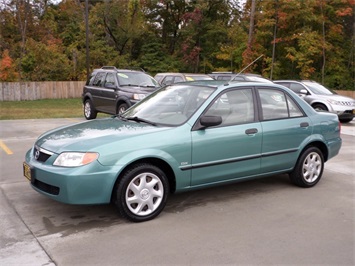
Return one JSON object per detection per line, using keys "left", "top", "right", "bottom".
{"left": 274, "top": 80, "right": 355, "bottom": 123}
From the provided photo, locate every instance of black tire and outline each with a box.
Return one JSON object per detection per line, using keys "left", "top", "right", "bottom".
{"left": 84, "top": 99, "right": 97, "bottom": 120}
{"left": 117, "top": 103, "right": 129, "bottom": 114}
{"left": 312, "top": 103, "right": 328, "bottom": 112}
{"left": 289, "top": 147, "right": 324, "bottom": 188}
{"left": 115, "top": 163, "right": 169, "bottom": 222}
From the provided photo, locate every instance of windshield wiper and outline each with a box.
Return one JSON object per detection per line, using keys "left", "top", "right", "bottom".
{"left": 121, "top": 83, "right": 156, "bottom": 88}
{"left": 141, "top": 85, "right": 157, "bottom": 88}
{"left": 120, "top": 84, "right": 139, "bottom": 87}
{"left": 125, "top": 116, "right": 157, "bottom": 126}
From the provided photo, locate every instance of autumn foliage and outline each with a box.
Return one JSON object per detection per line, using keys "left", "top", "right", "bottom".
{"left": 0, "top": 0, "right": 354, "bottom": 90}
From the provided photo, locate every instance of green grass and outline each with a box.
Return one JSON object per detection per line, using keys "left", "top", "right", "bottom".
{"left": 0, "top": 98, "right": 109, "bottom": 120}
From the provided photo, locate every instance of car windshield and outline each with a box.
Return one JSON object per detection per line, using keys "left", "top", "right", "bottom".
{"left": 303, "top": 81, "right": 335, "bottom": 95}
{"left": 121, "top": 85, "right": 216, "bottom": 126}
{"left": 117, "top": 72, "right": 159, "bottom": 87}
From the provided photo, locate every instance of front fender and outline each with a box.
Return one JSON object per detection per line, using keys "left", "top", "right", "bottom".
{"left": 102, "top": 148, "right": 191, "bottom": 191}
{"left": 308, "top": 99, "right": 332, "bottom": 111}
{"left": 116, "top": 96, "right": 132, "bottom": 107}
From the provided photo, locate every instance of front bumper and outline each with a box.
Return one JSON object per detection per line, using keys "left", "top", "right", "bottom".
{"left": 337, "top": 109, "right": 355, "bottom": 120}
{"left": 24, "top": 149, "right": 122, "bottom": 205}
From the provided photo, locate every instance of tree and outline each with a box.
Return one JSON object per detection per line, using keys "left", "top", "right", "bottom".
{"left": 0, "top": 50, "right": 19, "bottom": 81}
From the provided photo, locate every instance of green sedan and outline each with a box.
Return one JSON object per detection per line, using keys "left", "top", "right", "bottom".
{"left": 24, "top": 81, "right": 342, "bottom": 222}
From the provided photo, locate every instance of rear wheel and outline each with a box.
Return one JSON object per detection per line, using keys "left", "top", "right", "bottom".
{"left": 289, "top": 147, "right": 324, "bottom": 188}
{"left": 115, "top": 163, "right": 169, "bottom": 222}
{"left": 84, "top": 99, "right": 97, "bottom": 120}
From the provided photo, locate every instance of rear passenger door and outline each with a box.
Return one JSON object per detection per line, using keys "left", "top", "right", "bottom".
{"left": 100, "top": 72, "right": 118, "bottom": 114}
{"left": 90, "top": 71, "right": 107, "bottom": 111}
{"left": 257, "top": 87, "right": 312, "bottom": 173}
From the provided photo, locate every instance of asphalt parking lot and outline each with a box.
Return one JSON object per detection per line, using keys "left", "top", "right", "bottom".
{"left": 0, "top": 118, "right": 354, "bottom": 265}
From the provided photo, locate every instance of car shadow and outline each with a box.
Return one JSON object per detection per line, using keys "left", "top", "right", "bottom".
{"left": 13, "top": 174, "right": 291, "bottom": 237}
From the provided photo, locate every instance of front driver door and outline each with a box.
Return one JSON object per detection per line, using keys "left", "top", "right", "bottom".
{"left": 190, "top": 87, "right": 262, "bottom": 187}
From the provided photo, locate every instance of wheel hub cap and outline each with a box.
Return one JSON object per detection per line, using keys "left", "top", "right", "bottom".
{"left": 140, "top": 189, "right": 150, "bottom": 200}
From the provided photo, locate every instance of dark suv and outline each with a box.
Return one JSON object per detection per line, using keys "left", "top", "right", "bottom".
{"left": 82, "top": 67, "right": 160, "bottom": 119}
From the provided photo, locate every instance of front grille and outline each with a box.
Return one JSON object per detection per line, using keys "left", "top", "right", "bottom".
{"left": 33, "top": 146, "right": 53, "bottom": 162}
{"left": 340, "top": 101, "right": 355, "bottom": 106}
{"left": 33, "top": 179, "right": 60, "bottom": 195}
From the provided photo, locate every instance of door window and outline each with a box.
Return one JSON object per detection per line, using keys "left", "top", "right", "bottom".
{"left": 258, "top": 89, "right": 304, "bottom": 120}
{"left": 92, "top": 72, "right": 106, "bottom": 87}
{"left": 204, "top": 88, "right": 254, "bottom": 126}
{"left": 104, "top": 73, "right": 116, "bottom": 88}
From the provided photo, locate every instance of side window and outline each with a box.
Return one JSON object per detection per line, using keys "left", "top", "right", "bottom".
{"left": 162, "top": 76, "right": 174, "bottom": 85}
{"left": 204, "top": 88, "right": 254, "bottom": 126}
{"left": 277, "top": 82, "right": 290, "bottom": 88}
{"left": 287, "top": 94, "right": 304, "bottom": 117}
{"left": 87, "top": 73, "right": 96, "bottom": 85}
{"left": 175, "top": 76, "right": 184, "bottom": 83}
{"left": 233, "top": 76, "right": 245, "bottom": 81}
{"left": 104, "top": 73, "right": 116, "bottom": 88}
{"left": 92, "top": 72, "right": 106, "bottom": 87}
{"left": 258, "top": 89, "right": 303, "bottom": 120}
{"left": 217, "top": 76, "right": 231, "bottom": 81}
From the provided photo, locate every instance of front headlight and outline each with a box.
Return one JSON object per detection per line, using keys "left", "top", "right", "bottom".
{"left": 133, "top": 93, "right": 146, "bottom": 100}
{"left": 53, "top": 152, "right": 99, "bottom": 167}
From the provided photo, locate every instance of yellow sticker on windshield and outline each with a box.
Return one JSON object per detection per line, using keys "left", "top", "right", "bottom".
{"left": 117, "top": 73, "right": 129, "bottom": 78}
{"left": 186, "top": 77, "right": 194, "bottom": 81}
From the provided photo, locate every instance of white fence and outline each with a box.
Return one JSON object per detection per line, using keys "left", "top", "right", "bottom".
{"left": 0, "top": 81, "right": 86, "bottom": 101}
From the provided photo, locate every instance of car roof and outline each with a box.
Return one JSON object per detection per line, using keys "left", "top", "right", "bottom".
{"left": 92, "top": 66, "right": 145, "bottom": 73}
{"left": 173, "top": 80, "right": 288, "bottom": 90}
{"left": 274, "top": 80, "right": 317, "bottom": 83}
{"left": 155, "top": 73, "right": 211, "bottom": 76}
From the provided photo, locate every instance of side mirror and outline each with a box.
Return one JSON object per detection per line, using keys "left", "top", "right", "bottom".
{"left": 200, "top": 115, "right": 222, "bottom": 128}
{"left": 299, "top": 89, "right": 308, "bottom": 95}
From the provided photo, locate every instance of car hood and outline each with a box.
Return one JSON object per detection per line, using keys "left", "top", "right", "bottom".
{"left": 36, "top": 118, "right": 165, "bottom": 153}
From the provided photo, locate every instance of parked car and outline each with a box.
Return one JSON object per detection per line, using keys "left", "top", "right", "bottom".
{"left": 209, "top": 72, "right": 273, "bottom": 83}
{"left": 82, "top": 66, "right": 160, "bottom": 120}
{"left": 274, "top": 80, "right": 355, "bottom": 123}
{"left": 154, "top": 72, "right": 214, "bottom": 86}
{"left": 24, "top": 81, "right": 342, "bottom": 222}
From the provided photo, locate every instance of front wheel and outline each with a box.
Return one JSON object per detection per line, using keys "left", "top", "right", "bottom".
{"left": 289, "top": 147, "right": 324, "bottom": 188}
{"left": 312, "top": 103, "right": 328, "bottom": 112}
{"left": 117, "top": 103, "right": 129, "bottom": 114}
{"left": 115, "top": 163, "right": 169, "bottom": 222}
{"left": 84, "top": 99, "right": 97, "bottom": 120}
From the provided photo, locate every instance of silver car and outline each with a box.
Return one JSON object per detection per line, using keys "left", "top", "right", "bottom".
{"left": 274, "top": 80, "right": 355, "bottom": 123}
